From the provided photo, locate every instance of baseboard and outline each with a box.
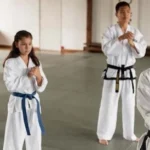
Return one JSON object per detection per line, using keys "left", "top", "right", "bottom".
{"left": 0, "top": 44, "right": 149, "bottom": 56}
{"left": 146, "top": 46, "right": 150, "bottom": 56}
{"left": 61, "top": 48, "right": 83, "bottom": 54}
{"left": 84, "top": 42, "right": 102, "bottom": 52}
{"left": 0, "top": 45, "right": 40, "bottom": 51}
{"left": 0, "top": 45, "right": 11, "bottom": 49}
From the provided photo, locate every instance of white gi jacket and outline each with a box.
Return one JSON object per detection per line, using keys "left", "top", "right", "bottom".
{"left": 102, "top": 23, "right": 147, "bottom": 79}
{"left": 137, "top": 68, "right": 150, "bottom": 150}
{"left": 3, "top": 56, "right": 48, "bottom": 113}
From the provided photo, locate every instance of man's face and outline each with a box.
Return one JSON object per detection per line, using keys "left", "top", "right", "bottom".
{"left": 116, "top": 6, "right": 131, "bottom": 24}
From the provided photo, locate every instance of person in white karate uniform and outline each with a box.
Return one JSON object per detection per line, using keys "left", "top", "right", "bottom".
{"left": 137, "top": 69, "right": 150, "bottom": 150}
{"left": 3, "top": 30, "right": 48, "bottom": 150}
{"left": 97, "top": 1, "right": 147, "bottom": 145}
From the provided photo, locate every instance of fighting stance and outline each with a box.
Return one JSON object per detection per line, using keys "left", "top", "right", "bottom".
{"left": 3, "top": 30, "right": 48, "bottom": 150}
{"left": 97, "top": 1, "right": 147, "bottom": 145}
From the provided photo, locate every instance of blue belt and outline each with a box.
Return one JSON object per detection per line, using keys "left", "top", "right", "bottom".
{"left": 12, "top": 91, "right": 45, "bottom": 135}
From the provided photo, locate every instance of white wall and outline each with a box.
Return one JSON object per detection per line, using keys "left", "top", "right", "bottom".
{"left": 62, "top": 0, "right": 86, "bottom": 50}
{"left": 0, "top": 0, "right": 39, "bottom": 47}
{"left": 40, "top": 0, "right": 86, "bottom": 51}
{"left": 0, "top": 0, "right": 86, "bottom": 51}
{"left": 138, "top": 0, "right": 150, "bottom": 44}
{"left": 92, "top": 0, "right": 150, "bottom": 45}
{"left": 1, "top": 0, "right": 149, "bottom": 50}
{"left": 92, "top": 0, "right": 113, "bottom": 43}
{"left": 40, "top": 0, "right": 61, "bottom": 51}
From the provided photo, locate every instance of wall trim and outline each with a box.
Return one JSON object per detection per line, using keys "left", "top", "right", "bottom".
{"left": 0, "top": 44, "right": 149, "bottom": 56}
{"left": 146, "top": 46, "right": 150, "bottom": 56}
{"left": 61, "top": 48, "right": 84, "bottom": 54}
{"left": 0, "top": 45, "right": 40, "bottom": 51}
{"left": 0, "top": 45, "right": 11, "bottom": 49}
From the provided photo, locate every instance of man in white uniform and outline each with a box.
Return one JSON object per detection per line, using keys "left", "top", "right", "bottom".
{"left": 97, "top": 1, "right": 147, "bottom": 145}
{"left": 137, "top": 69, "right": 150, "bottom": 150}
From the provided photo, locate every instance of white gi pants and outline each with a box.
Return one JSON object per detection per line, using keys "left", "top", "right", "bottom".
{"left": 97, "top": 79, "right": 137, "bottom": 140}
{"left": 3, "top": 110, "right": 41, "bottom": 150}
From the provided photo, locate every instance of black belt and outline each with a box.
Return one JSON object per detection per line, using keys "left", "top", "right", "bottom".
{"left": 140, "top": 130, "right": 150, "bottom": 150}
{"left": 104, "top": 64, "right": 135, "bottom": 93}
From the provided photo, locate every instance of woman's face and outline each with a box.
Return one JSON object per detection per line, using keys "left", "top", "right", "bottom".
{"left": 16, "top": 37, "right": 33, "bottom": 56}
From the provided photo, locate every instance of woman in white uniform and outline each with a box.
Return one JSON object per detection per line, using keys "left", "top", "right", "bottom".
{"left": 137, "top": 69, "right": 150, "bottom": 150}
{"left": 97, "top": 1, "right": 147, "bottom": 145}
{"left": 3, "top": 30, "right": 48, "bottom": 150}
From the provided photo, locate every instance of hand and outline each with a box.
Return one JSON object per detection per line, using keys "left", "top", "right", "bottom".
{"left": 118, "top": 31, "right": 134, "bottom": 41}
{"left": 28, "top": 67, "right": 41, "bottom": 78}
{"left": 28, "top": 67, "right": 43, "bottom": 86}
{"left": 128, "top": 39, "right": 139, "bottom": 54}
{"left": 128, "top": 39, "right": 135, "bottom": 47}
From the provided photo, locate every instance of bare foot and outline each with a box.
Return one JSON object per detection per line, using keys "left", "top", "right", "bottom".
{"left": 134, "top": 138, "right": 139, "bottom": 142}
{"left": 99, "top": 139, "right": 109, "bottom": 145}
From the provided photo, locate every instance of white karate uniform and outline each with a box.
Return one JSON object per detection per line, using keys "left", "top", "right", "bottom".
{"left": 97, "top": 23, "right": 147, "bottom": 141}
{"left": 3, "top": 56, "right": 48, "bottom": 150}
{"left": 137, "top": 68, "right": 150, "bottom": 150}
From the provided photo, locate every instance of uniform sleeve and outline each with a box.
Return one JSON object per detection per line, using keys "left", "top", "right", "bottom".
{"left": 137, "top": 70, "right": 150, "bottom": 130}
{"left": 131, "top": 29, "right": 147, "bottom": 58}
{"left": 34, "top": 63, "right": 48, "bottom": 92}
{"left": 3, "top": 59, "right": 33, "bottom": 93}
{"left": 102, "top": 27, "right": 123, "bottom": 56}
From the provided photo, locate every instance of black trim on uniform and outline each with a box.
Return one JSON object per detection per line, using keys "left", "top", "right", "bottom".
{"left": 104, "top": 78, "right": 136, "bottom": 80}
{"left": 140, "top": 130, "right": 150, "bottom": 150}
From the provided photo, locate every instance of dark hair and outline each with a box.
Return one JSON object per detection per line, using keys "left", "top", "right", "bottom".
{"left": 3, "top": 30, "right": 40, "bottom": 67}
{"left": 116, "top": 1, "right": 130, "bottom": 13}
